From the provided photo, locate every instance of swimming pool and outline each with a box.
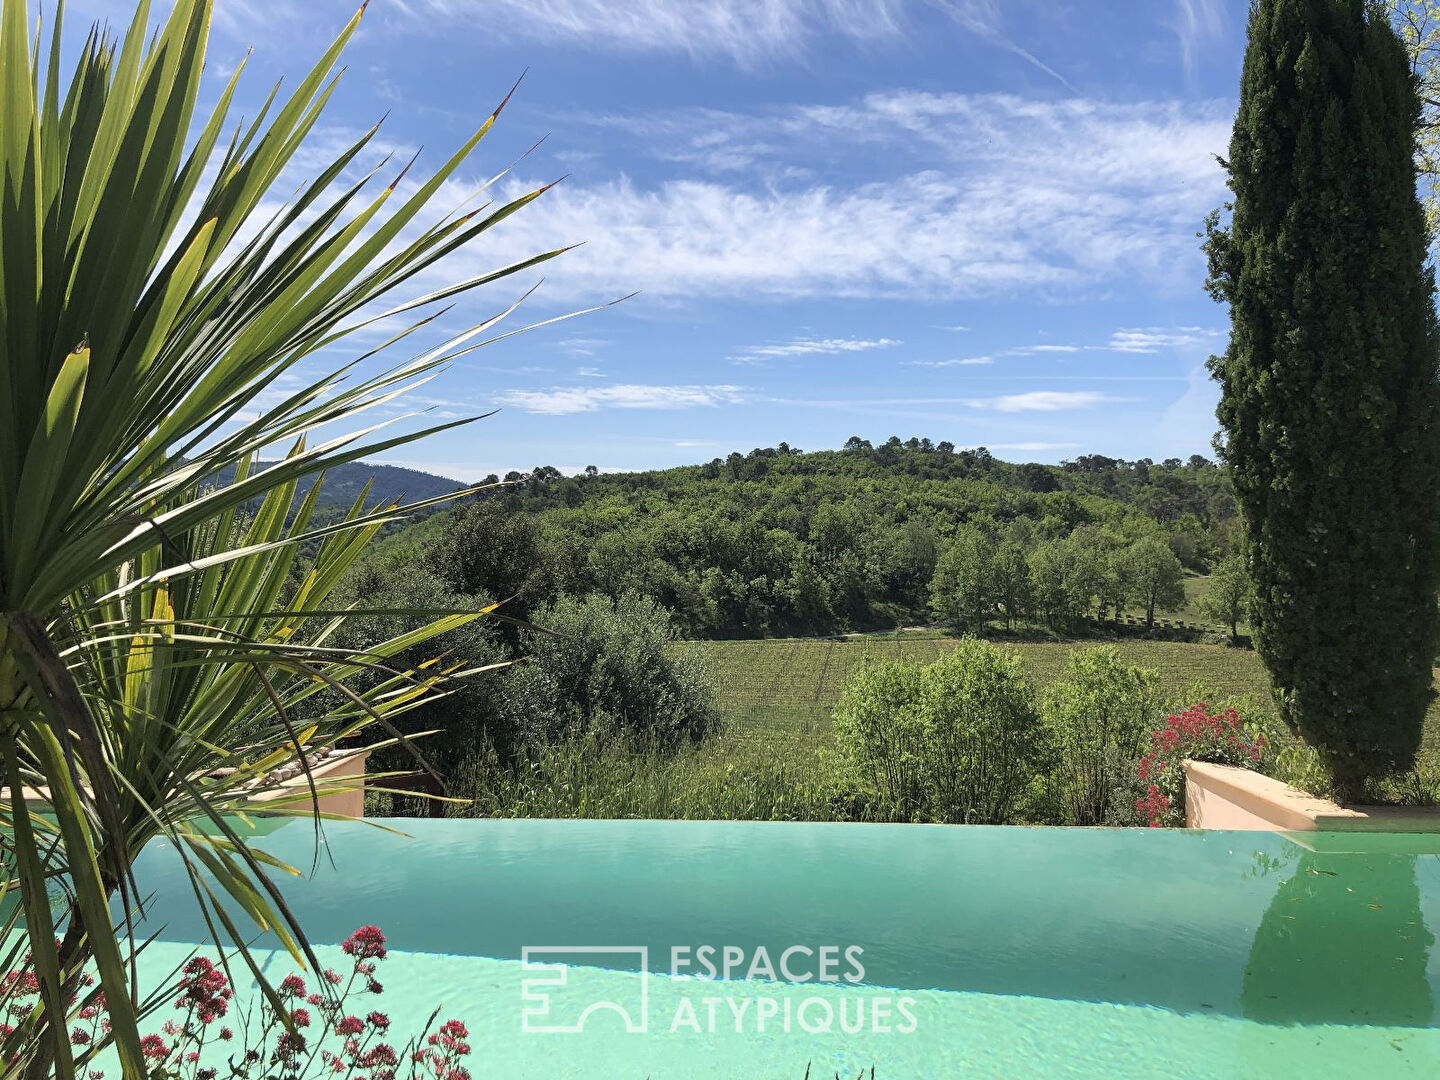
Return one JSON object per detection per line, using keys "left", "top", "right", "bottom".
{"left": 130, "top": 819, "right": 1440, "bottom": 1078}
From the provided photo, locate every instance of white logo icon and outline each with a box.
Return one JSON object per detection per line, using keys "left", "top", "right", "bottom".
{"left": 520, "top": 946, "right": 649, "bottom": 1033}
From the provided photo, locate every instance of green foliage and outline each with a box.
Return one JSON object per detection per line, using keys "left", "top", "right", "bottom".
{"left": 1028, "top": 534, "right": 1102, "bottom": 631}
{"left": 1126, "top": 536, "right": 1186, "bottom": 629}
{"left": 1387, "top": 0, "right": 1440, "bottom": 230}
{"left": 375, "top": 442, "right": 1236, "bottom": 640}
{"left": 831, "top": 661, "right": 926, "bottom": 817}
{"left": 513, "top": 592, "right": 719, "bottom": 747}
{"left": 992, "top": 541, "right": 1033, "bottom": 629}
{"left": 0, "top": 0, "right": 567, "bottom": 1070}
{"left": 452, "top": 728, "right": 839, "bottom": 821}
{"left": 929, "top": 525, "right": 995, "bottom": 630}
{"left": 326, "top": 555, "right": 513, "bottom": 767}
{"left": 834, "top": 640, "right": 1051, "bottom": 824}
{"left": 1206, "top": 0, "right": 1440, "bottom": 794}
{"left": 1197, "top": 554, "right": 1253, "bottom": 639}
{"left": 1042, "top": 647, "right": 1162, "bottom": 825}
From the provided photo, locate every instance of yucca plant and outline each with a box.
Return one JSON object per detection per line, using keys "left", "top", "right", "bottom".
{"left": 2, "top": 456, "right": 502, "bottom": 1076}
{"left": 0, "top": 0, "right": 576, "bottom": 1074}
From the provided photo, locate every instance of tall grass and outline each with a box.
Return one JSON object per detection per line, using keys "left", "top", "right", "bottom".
{"left": 445, "top": 730, "right": 848, "bottom": 821}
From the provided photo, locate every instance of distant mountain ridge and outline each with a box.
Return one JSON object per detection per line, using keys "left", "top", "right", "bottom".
{"left": 219, "top": 460, "right": 468, "bottom": 510}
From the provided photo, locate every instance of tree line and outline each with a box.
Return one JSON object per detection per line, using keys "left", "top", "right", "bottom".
{"left": 363, "top": 438, "right": 1239, "bottom": 641}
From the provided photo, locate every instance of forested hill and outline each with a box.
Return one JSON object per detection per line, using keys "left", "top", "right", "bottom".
{"left": 219, "top": 460, "right": 468, "bottom": 510}
{"left": 358, "top": 439, "right": 1238, "bottom": 640}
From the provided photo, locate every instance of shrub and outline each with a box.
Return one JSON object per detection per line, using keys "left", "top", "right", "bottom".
{"left": 1136, "top": 703, "right": 1267, "bottom": 827}
{"left": 1042, "top": 647, "right": 1162, "bottom": 825}
{"left": 514, "top": 591, "right": 719, "bottom": 747}
{"left": 916, "top": 641, "right": 1051, "bottom": 824}
{"left": 834, "top": 639, "right": 1050, "bottom": 824}
{"left": 329, "top": 558, "right": 517, "bottom": 769}
{"left": 832, "top": 661, "right": 927, "bottom": 819}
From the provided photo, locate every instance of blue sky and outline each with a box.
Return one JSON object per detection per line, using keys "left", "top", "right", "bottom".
{"left": 83, "top": 0, "right": 1248, "bottom": 480}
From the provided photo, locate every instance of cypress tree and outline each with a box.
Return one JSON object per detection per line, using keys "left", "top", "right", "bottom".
{"left": 1205, "top": 0, "right": 1440, "bottom": 797}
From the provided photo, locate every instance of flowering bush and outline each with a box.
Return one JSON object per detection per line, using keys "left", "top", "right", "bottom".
{"left": 6, "top": 926, "right": 471, "bottom": 1080}
{"left": 1135, "top": 702, "right": 1267, "bottom": 827}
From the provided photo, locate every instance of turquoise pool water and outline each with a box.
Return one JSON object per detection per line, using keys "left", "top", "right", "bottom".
{"left": 129, "top": 820, "right": 1440, "bottom": 1078}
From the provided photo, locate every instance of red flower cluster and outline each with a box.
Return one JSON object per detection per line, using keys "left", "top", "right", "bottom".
{"left": 175, "top": 956, "right": 232, "bottom": 1025}
{"left": 1136, "top": 702, "right": 1266, "bottom": 827}
{"left": 4, "top": 924, "right": 472, "bottom": 1080}
{"left": 342, "top": 925, "right": 388, "bottom": 961}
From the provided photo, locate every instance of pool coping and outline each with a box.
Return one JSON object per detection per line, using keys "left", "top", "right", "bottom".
{"left": 0, "top": 747, "right": 371, "bottom": 820}
{"left": 1183, "top": 759, "right": 1440, "bottom": 833}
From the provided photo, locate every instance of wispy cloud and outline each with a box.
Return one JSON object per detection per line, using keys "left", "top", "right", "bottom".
{"left": 906, "top": 356, "right": 994, "bottom": 367}
{"left": 1107, "top": 326, "right": 1221, "bottom": 353}
{"left": 498, "top": 384, "right": 745, "bottom": 415}
{"left": 967, "top": 390, "right": 1119, "bottom": 412}
{"left": 1172, "top": 0, "right": 1226, "bottom": 81}
{"left": 1003, "top": 326, "right": 1222, "bottom": 356}
{"left": 553, "top": 336, "right": 609, "bottom": 357}
{"left": 405, "top": 0, "right": 1066, "bottom": 76}
{"left": 410, "top": 0, "right": 909, "bottom": 64}
{"left": 732, "top": 336, "right": 902, "bottom": 364}
{"left": 991, "top": 441, "right": 1082, "bottom": 451}
{"left": 456, "top": 95, "right": 1227, "bottom": 303}
{"left": 933, "top": 0, "right": 1074, "bottom": 90}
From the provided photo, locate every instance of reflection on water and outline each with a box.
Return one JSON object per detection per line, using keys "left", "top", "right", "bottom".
{"left": 1244, "top": 843, "right": 1435, "bottom": 1027}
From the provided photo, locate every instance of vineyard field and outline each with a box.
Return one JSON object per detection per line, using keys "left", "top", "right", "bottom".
{"left": 673, "top": 635, "right": 1440, "bottom": 764}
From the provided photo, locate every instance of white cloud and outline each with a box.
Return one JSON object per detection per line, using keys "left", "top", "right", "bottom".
{"left": 404, "top": 0, "right": 1068, "bottom": 76}
{"left": 1107, "top": 326, "right": 1222, "bottom": 353}
{"left": 575, "top": 366, "right": 604, "bottom": 377}
{"left": 968, "top": 391, "right": 1119, "bottom": 412}
{"left": 1172, "top": 0, "right": 1226, "bottom": 81}
{"left": 906, "top": 356, "right": 994, "bottom": 367}
{"left": 1015, "top": 344, "right": 1083, "bottom": 354}
{"left": 411, "top": 0, "right": 909, "bottom": 63}
{"left": 732, "top": 336, "right": 902, "bottom": 364}
{"left": 553, "top": 336, "right": 609, "bottom": 357}
{"left": 455, "top": 93, "right": 1230, "bottom": 302}
{"left": 934, "top": 0, "right": 1074, "bottom": 90}
{"left": 497, "top": 384, "right": 745, "bottom": 414}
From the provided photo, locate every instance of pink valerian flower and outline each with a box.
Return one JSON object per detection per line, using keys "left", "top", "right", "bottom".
{"left": 341, "top": 926, "right": 387, "bottom": 961}
{"left": 334, "top": 1015, "right": 365, "bottom": 1037}
{"left": 360, "top": 1043, "right": 399, "bottom": 1068}
{"left": 1136, "top": 703, "right": 1266, "bottom": 827}
{"left": 2, "top": 925, "right": 471, "bottom": 1080}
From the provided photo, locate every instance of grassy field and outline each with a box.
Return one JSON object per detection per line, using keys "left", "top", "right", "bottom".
{"left": 453, "top": 633, "right": 1440, "bottom": 821}
{"left": 673, "top": 632, "right": 1440, "bottom": 771}
{"left": 677, "top": 635, "right": 1266, "bottom": 765}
